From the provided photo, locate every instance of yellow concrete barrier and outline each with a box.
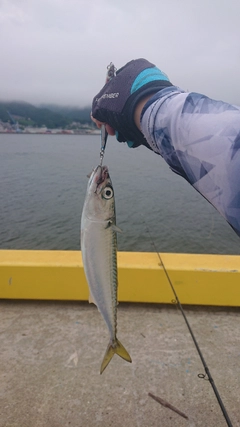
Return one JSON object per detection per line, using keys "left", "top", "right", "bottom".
{"left": 0, "top": 250, "right": 239, "bottom": 306}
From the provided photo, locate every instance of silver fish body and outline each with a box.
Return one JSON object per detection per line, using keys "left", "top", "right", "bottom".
{"left": 81, "top": 165, "right": 131, "bottom": 374}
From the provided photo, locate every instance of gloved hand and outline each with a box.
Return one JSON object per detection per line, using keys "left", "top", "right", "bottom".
{"left": 91, "top": 58, "right": 172, "bottom": 148}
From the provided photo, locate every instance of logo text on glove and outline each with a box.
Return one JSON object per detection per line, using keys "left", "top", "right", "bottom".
{"left": 96, "top": 92, "right": 119, "bottom": 102}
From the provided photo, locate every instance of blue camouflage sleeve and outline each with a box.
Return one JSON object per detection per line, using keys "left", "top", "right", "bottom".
{"left": 141, "top": 87, "right": 240, "bottom": 237}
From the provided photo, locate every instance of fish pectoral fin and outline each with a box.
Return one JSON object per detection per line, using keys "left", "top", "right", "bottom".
{"left": 100, "top": 338, "right": 132, "bottom": 374}
{"left": 105, "top": 221, "right": 122, "bottom": 233}
{"left": 111, "top": 224, "right": 123, "bottom": 233}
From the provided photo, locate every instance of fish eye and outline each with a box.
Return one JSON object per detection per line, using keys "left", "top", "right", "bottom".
{"left": 102, "top": 186, "right": 114, "bottom": 199}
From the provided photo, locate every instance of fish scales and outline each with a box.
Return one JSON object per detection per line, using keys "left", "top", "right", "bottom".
{"left": 83, "top": 221, "right": 117, "bottom": 336}
{"left": 81, "top": 164, "right": 132, "bottom": 374}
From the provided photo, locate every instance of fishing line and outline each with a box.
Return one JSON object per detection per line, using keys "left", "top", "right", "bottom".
{"left": 143, "top": 221, "right": 233, "bottom": 427}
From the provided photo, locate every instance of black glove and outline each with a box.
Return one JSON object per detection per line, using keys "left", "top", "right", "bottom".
{"left": 91, "top": 58, "right": 172, "bottom": 148}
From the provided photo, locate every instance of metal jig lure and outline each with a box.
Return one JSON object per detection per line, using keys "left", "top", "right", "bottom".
{"left": 99, "top": 62, "right": 117, "bottom": 166}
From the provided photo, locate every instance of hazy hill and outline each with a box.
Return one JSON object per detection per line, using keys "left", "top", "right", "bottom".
{"left": 0, "top": 101, "right": 92, "bottom": 129}
{"left": 40, "top": 104, "right": 92, "bottom": 123}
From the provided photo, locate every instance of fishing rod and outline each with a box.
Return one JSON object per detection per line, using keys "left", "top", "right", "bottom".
{"left": 145, "top": 223, "right": 233, "bottom": 427}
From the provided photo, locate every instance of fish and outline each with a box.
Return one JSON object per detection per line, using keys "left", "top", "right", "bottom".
{"left": 81, "top": 164, "right": 132, "bottom": 374}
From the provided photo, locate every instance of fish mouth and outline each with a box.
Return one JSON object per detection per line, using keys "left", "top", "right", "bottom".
{"left": 95, "top": 165, "right": 109, "bottom": 186}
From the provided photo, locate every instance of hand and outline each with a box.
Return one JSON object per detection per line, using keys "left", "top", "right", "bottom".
{"left": 91, "top": 94, "right": 153, "bottom": 136}
{"left": 91, "top": 58, "right": 172, "bottom": 148}
{"left": 91, "top": 115, "right": 115, "bottom": 136}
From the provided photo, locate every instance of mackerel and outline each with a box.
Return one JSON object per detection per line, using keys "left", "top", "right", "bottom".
{"left": 81, "top": 165, "right": 132, "bottom": 374}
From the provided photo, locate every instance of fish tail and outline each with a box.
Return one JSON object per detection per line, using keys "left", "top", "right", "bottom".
{"left": 100, "top": 338, "right": 132, "bottom": 374}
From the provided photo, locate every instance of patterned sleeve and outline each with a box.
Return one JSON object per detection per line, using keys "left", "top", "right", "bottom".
{"left": 141, "top": 86, "right": 240, "bottom": 237}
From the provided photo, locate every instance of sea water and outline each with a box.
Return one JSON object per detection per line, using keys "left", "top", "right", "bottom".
{"left": 0, "top": 133, "right": 239, "bottom": 254}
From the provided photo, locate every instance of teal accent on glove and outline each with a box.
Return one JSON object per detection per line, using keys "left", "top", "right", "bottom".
{"left": 116, "top": 131, "right": 134, "bottom": 147}
{"left": 126, "top": 140, "right": 134, "bottom": 148}
{"left": 131, "top": 67, "right": 170, "bottom": 94}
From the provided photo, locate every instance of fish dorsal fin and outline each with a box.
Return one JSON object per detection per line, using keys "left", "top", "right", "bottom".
{"left": 89, "top": 291, "right": 97, "bottom": 305}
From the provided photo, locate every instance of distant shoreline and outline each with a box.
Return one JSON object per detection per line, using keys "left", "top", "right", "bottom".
{"left": 0, "top": 130, "right": 100, "bottom": 136}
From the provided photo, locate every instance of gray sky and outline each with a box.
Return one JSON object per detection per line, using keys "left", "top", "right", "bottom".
{"left": 1, "top": 0, "right": 240, "bottom": 106}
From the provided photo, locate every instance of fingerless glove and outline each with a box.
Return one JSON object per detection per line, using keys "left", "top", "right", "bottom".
{"left": 92, "top": 58, "right": 173, "bottom": 148}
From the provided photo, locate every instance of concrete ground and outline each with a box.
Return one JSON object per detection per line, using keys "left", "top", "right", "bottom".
{"left": 0, "top": 300, "right": 239, "bottom": 427}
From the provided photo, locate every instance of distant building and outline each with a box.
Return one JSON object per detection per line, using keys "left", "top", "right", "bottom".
{"left": 61, "top": 130, "right": 74, "bottom": 134}
{"left": 25, "top": 126, "right": 48, "bottom": 134}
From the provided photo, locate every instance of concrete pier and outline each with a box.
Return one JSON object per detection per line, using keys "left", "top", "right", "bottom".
{"left": 0, "top": 300, "right": 239, "bottom": 426}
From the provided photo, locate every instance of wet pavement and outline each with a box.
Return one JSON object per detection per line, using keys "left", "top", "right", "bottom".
{"left": 0, "top": 300, "right": 239, "bottom": 427}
